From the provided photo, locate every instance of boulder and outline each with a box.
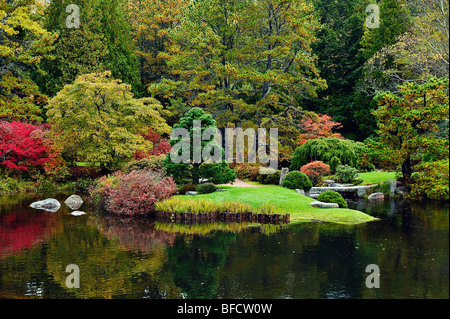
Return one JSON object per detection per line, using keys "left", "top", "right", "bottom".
{"left": 71, "top": 211, "right": 86, "bottom": 216}
{"left": 325, "top": 180, "right": 336, "bottom": 187}
{"left": 185, "top": 191, "right": 199, "bottom": 196}
{"left": 30, "top": 198, "right": 61, "bottom": 213}
{"left": 279, "top": 168, "right": 289, "bottom": 186}
{"left": 368, "top": 192, "right": 385, "bottom": 201}
{"left": 386, "top": 178, "right": 397, "bottom": 195}
{"left": 64, "top": 195, "right": 84, "bottom": 210}
{"left": 310, "top": 201, "right": 339, "bottom": 209}
{"left": 296, "top": 189, "right": 305, "bottom": 196}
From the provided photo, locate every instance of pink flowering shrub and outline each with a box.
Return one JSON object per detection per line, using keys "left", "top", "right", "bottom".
{"left": 90, "top": 170, "right": 177, "bottom": 216}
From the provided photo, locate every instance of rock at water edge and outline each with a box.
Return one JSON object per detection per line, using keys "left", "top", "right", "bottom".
{"left": 64, "top": 195, "right": 84, "bottom": 210}
{"left": 30, "top": 199, "right": 61, "bottom": 213}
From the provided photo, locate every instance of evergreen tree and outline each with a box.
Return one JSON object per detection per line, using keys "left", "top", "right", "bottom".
{"left": 304, "top": 0, "right": 366, "bottom": 135}
{"left": 360, "top": 0, "right": 411, "bottom": 60}
{"left": 36, "top": 0, "right": 140, "bottom": 97}
{"left": 164, "top": 107, "right": 236, "bottom": 185}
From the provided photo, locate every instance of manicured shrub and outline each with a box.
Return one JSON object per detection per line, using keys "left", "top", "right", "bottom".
{"left": 282, "top": 171, "right": 313, "bottom": 191}
{"left": 257, "top": 170, "right": 281, "bottom": 185}
{"left": 335, "top": 165, "right": 359, "bottom": 183}
{"left": 89, "top": 170, "right": 177, "bottom": 216}
{"left": 317, "top": 190, "right": 348, "bottom": 208}
{"left": 178, "top": 183, "right": 197, "bottom": 195}
{"left": 300, "top": 161, "right": 330, "bottom": 186}
{"left": 197, "top": 182, "right": 217, "bottom": 194}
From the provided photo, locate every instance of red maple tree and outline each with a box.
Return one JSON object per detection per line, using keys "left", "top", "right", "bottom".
{"left": 298, "top": 114, "right": 343, "bottom": 146}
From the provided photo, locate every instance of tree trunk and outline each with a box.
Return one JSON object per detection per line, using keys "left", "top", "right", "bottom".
{"left": 401, "top": 157, "right": 412, "bottom": 182}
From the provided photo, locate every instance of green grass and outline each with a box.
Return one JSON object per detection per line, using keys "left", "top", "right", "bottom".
{"left": 324, "top": 171, "right": 397, "bottom": 185}
{"left": 178, "top": 186, "right": 378, "bottom": 225}
{"left": 357, "top": 171, "right": 397, "bottom": 185}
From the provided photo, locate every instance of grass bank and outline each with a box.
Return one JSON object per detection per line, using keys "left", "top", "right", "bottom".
{"left": 178, "top": 186, "right": 378, "bottom": 225}
{"left": 357, "top": 172, "right": 397, "bottom": 185}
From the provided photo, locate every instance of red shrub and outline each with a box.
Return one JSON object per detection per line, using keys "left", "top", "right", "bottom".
{"left": 300, "top": 161, "right": 331, "bottom": 186}
{"left": 90, "top": 170, "right": 177, "bottom": 216}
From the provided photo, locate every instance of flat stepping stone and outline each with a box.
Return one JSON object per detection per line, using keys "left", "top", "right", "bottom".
{"left": 310, "top": 201, "right": 339, "bottom": 209}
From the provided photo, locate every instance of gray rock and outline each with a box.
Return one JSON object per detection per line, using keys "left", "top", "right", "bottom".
{"left": 185, "top": 191, "right": 199, "bottom": 196}
{"left": 279, "top": 168, "right": 289, "bottom": 186}
{"left": 368, "top": 192, "right": 385, "bottom": 201}
{"left": 296, "top": 189, "right": 305, "bottom": 196}
{"left": 310, "top": 201, "right": 339, "bottom": 209}
{"left": 64, "top": 195, "right": 84, "bottom": 210}
{"left": 325, "top": 180, "right": 336, "bottom": 187}
{"left": 386, "top": 178, "right": 397, "bottom": 195}
{"left": 30, "top": 198, "right": 61, "bottom": 213}
{"left": 71, "top": 211, "right": 86, "bottom": 216}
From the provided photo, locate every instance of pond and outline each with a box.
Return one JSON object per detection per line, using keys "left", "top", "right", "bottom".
{"left": 0, "top": 193, "right": 448, "bottom": 299}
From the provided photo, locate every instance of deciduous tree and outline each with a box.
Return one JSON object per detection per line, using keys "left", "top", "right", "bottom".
{"left": 46, "top": 72, "right": 171, "bottom": 172}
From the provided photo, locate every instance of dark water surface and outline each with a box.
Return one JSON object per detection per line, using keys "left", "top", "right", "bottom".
{"left": 0, "top": 193, "right": 448, "bottom": 299}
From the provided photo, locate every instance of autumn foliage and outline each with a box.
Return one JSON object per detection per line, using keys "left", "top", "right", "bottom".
{"left": 0, "top": 121, "right": 54, "bottom": 172}
{"left": 298, "top": 114, "right": 343, "bottom": 146}
{"left": 300, "top": 161, "right": 331, "bottom": 186}
{"left": 90, "top": 170, "right": 177, "bottom": 216}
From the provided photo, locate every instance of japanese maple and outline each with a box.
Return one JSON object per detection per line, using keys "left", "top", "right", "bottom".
{"left": 298, "top": 114, "right": 343, "bottom": 146}
{"left": 0, "top": 121, "right": 51, "bottom": 171}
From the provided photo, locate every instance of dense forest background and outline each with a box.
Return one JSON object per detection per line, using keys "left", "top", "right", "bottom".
{"left": 1, "top": 0, "right": 449, "bottom": 199}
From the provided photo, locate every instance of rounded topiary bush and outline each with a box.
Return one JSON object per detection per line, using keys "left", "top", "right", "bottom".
{"left": 197, "top": 182, "right": 217, "bottom": 194}
{"left": 317, "top": 190, "right": 348, "bottom": 208}
{"left": 282, "top": 171, "right": 313, "bottom": 191}
{"left": 257, "top": 170, "right": 281, "bottom": 185}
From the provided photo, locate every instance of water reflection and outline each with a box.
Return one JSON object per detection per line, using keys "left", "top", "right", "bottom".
{"left": 0, "top": 195, "right": 448, "bottom": 299}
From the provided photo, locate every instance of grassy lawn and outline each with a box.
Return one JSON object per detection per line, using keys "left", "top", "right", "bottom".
{"left": 178, "top": 186, "right": 378, "bottom": 225}
{"left": 357, "top": 171, "right": 397, "bottom": 185}
{"left": 324, "top": 171, "right": 397, "bottom": 185}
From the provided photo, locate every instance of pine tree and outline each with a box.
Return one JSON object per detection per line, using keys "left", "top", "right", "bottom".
{"left": 304, "top": 0, "right": 366, "bottom": 134}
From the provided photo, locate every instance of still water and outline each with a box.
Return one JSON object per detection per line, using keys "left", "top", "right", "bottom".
{"left": 0, "top": 193, "right": 448, "bottom": 299}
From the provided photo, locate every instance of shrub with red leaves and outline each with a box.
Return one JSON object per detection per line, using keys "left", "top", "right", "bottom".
{"left": 90, "top": 170, "right": 177, "bottom": 216}
{"left": 0, "top": 121, "right": 51, "bottom": 171}
{"left": 133, "top": 129, "right": 171, "bottom": 160}
{"left": 300, "top": 161, "right": 331, "bottom": 186}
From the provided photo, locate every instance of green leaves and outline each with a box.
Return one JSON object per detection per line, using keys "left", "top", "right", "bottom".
{"left": 46, "top": 71, "right": 170, "bottom": 171}
{"left": 373, "top": 77, "right": 449, "bottom": 179}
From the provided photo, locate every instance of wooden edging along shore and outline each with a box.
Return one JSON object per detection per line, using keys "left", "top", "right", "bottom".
{"left": 154, "top": 211, "right": 290, "bottom": 225}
